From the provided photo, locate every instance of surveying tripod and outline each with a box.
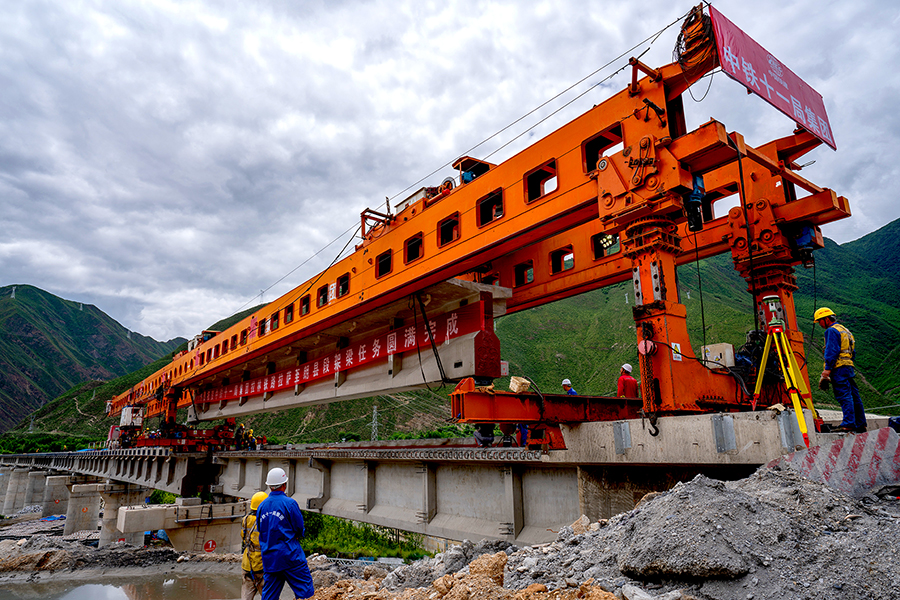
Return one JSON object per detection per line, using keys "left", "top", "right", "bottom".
{"left": 752, "top": 310, "right": 819, "bottom": 448}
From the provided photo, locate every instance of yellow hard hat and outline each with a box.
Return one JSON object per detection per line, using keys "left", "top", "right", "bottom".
{"left": 813, "top": 307, "right": 835, "bottom": 321}
{"left": 250, "top": 491, "right": 268, "bottom": 510}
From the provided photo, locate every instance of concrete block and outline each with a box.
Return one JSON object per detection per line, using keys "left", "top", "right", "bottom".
{"left": 769, "top": 426, "right": 900, "bottom": 497}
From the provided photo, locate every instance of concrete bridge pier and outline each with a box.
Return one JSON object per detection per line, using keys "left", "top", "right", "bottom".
{"left": 64, "top": 483, "right": 102, "bottom": 536}
{"left": 2, "top": 468, "right": 31, "bottom": 515}
{"left": 42, "top": 475, "right": 73, "bottom": 517}
{"left": 99, "top": 483, "right": 151, "bottom": 547}
{"left": 0, "top": 466, "right": 12, "bottom": 510}
{"left": 24, "top": 471, "right": 48, "bottom": 507}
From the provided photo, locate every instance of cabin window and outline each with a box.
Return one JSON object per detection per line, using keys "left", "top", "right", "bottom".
{"left": 337, "top": 273, "right": 350, "bottom": 297}
{"left": 376, "top": 250, "right": 392, "bottom": 278}
{"left": 284, "top": 303, "right": 294, "bottom": 324}
{"left": 477, "top": 189, "right": 504, "bottom": 226}
{"left": 240, "top": 330, "right": 248, "bottom": 345}
{"left": 438, "top": 213, "right": 460, "bottom": 246}
{"left": 550, "top": 246, "right": 574, "bottom": 275}
{"left": 230, "top": 335, "right": 238, "bottom": 351}
{"left": 582, "top": 124, "right": 624, "bottom": 172}
{"left": 591, "top": 233, "right": 621, "bottom": 259}
{"left": 525, "top": 159, "right": 558, "bottom": 202}
{"left": 405, "top": 233, "right": 424, "bottom": 264}
{"left": 213, "top": 344, "right": 220, "bottom": 358}
{"left": 514, "top": 261, "right": 534, "bottom": 287}
{"left": 259, "top": 318, "right": 267, "bottom": 336}
{"left": 317, "top": 285, "right": 329, "bottom": 307}
{"left": 483, "top": 273, "right": 500, "bottom": 286}
{"left": 301, "top": 295, "right": 310, "bottom": 315}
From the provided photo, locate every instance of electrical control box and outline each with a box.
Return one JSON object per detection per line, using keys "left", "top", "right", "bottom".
{"left": 702, "top": 343, "right": 735, "bottom": 368}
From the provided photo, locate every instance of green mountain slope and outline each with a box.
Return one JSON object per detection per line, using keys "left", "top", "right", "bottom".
{"left": 7, "top": 218, "right": 900, "bottom": 444}
{"left": 0, "top": 285, "right": 185, "bottom": 433}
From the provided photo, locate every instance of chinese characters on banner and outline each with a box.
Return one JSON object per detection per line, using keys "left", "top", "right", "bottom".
{"left": 709, "top": 6, "right": 836, "bottom": 150}
{"left": 196, "top": 301, "right": 483, "bottom": 406}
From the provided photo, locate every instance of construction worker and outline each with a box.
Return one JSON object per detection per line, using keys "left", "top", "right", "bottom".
{"left": 815, "top": 307, "right": 867, "bottom": 433}
{"left": 257, "top": 467, "right": 314, "bottom": 600}
{"left": 561, "top": 378, "right": 578, "bottom": 395}
{"left": 241, "top": 491, "right": 268, "bottom": 600}
{"left": 617, "top": 363, "right": 639, "bottom": 398}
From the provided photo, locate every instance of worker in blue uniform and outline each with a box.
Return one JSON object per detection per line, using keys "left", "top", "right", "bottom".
{"left": 561, "top": 378, "right": 578, "bottom": 395}
{"left": 257, "top": 467, "right": 315, "bottom": 600}
{"left": 815, "top": 307, "right": 867, "bottom": 434}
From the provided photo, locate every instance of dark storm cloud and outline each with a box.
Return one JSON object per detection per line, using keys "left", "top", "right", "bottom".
{"left": 0, "top": 0, "right": 896, "bottom": 340}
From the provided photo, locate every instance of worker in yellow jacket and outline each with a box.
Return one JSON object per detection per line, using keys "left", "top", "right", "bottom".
{"left": 242, "top": 491, "right": 268, "bottom": 600}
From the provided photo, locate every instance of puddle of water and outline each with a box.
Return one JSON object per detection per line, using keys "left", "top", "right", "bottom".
{"left": 0, "top": 572, "right": 242, "bottom": 600}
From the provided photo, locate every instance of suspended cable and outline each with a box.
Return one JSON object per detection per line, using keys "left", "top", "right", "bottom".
{"left": 384, "top": 6, "right": 698, "bottom": 205}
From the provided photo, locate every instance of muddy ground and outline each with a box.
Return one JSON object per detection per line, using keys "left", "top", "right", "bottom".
{"left": 1, "top": 466, "right": 898, "bottom": 600}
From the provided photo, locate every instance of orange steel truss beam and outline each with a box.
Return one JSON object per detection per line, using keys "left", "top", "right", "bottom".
{"left": 111, "top": 7, "right": 849, "bottom": 429}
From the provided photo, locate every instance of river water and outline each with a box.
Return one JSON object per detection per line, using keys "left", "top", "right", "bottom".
{"left": 0, "top": 572, "right": 243, "bottom": 600}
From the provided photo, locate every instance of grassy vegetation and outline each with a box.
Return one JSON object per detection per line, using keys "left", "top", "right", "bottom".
{"left": 301, "top": 512, "right": 428, "bottom": 560}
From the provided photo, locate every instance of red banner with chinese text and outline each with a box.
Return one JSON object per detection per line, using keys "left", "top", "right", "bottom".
{"left": 196, "top": 301, "right": 484, "bottom": 406}
{"left": 709, "top": 6, "right": 836, "bottom": 150}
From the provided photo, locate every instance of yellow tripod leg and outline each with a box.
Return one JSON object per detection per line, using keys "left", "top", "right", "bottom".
{"left": 775, "top": 330, "right": 819, "bottom": 421}
{"left": 773, "top": 332, "right": 810, "bottom": 447}
{"left": 752, "top": 332, "right": 774, "bottom": 408}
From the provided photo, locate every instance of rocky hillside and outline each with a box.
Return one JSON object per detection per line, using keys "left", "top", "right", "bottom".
{"left": 0, "top": 285, "right": 184, "bottom": 433}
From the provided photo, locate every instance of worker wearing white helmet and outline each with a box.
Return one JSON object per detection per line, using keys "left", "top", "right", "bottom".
{"left": 562, "top": 378, "right": 578, "bottom": 395}
{"left": 256, "top": 467, "right": 314, "bottom": 599}
{"left": 617, "top": 363, "right": 638, "bottom": 398}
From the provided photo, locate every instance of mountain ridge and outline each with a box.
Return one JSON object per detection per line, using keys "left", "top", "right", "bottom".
{"left": 0, "top": 285, "right": 185, "bottom": 433}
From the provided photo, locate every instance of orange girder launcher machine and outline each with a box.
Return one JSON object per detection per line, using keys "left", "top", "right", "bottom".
{"left": 110, "top": 6, "right": 848, "bottom": 450}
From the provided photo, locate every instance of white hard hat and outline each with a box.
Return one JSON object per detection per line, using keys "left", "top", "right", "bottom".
{"left": 621, "top": 363, "right": 633, "bottom": 373}
{"left": 266, "top": 467, "right": 288, "bottom": 487}
{"left": 562, "top": 379, "right": 571, "bottom": 386}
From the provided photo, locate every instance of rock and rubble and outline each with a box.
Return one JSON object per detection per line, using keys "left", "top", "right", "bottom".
{"left": 1, "top": 467, "right": 898, "bottom": 600}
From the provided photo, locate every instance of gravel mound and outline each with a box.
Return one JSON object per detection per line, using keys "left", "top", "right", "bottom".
{"left": 324, "top": 467, "right": 899, "bottom": 600}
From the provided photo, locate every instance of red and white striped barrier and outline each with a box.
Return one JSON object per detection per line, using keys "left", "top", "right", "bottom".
{"left": 767, "top": 427, "right": 900, "bottom": 498}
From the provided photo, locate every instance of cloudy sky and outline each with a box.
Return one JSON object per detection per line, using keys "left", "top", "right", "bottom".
{"left": 2, "top": 0, "right": 898, "bottom": 342}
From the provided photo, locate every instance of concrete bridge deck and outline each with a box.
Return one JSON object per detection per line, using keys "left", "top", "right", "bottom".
{"left": 1, "top": 409, "right": 863, "bottom": 552}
